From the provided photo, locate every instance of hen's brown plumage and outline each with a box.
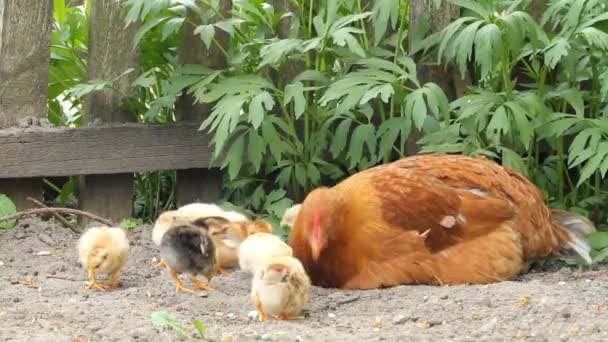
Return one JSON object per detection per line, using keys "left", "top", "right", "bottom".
{"left": 289, "top": 154, "right": 594, "bottom": 289}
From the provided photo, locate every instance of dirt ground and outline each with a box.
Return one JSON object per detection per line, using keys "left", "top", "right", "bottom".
{"left": 1, "top": 218, "right": 607, "bottom": 342}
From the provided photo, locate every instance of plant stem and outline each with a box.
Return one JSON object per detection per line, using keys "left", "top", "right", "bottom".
{"left": 556, "top": 124, "right": 565, "bottom": 205}
{"left": 308, "top": 0, "right": 314, "bottom": 39}
{"left": 355, "top": 0, "right": 369, "bottom": 49}
{"left": 390, "top": 9, "right": 407, "bottom": 118}
{"left": 590, "top": 51, "right": 601, "bottom": 223}
{"left": 501, "top": 42, "right": 512, "bottom": 97}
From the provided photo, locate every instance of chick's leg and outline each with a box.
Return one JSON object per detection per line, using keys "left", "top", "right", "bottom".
{"left": 255, "top": 295, "right": 268, "bottom": 322}
{"left": 155, "top": 259, "right": 167, "bottom": 269}
{"left": 275, "top": 313, "right": 304, "bottom": 320}
{"left": 86, "top": 266, "right": 108, "bottom": 291}
{"left": 215, "top": 265, "right": 232, "bottom": 276}
{"left": 187, "top": 274, "right": 215, "bottom": 291}
{"left": 169, "top": 269, "right": 194, "bottom": 292}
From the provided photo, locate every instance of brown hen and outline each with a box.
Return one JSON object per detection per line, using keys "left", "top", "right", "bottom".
{"left": 289, "top": 154, "right": 594, "bottom": 289}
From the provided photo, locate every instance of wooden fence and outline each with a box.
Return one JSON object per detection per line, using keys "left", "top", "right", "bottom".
{"left": 0, "top": 0, "right": 232, "bottom": 223}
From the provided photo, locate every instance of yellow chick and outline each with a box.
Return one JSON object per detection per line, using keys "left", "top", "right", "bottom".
{"left": 251, "top": 255, "right": 311, "bottom": 321}
{"left": 177, "top": 203, "right": 248, "bottom": 222}
{"left": 238, "top": 232, "right": 293, "bottom": 275}
{"left": 280, "top": 204, "right": 301, "bottom": 229}
{"left": 78, "top": 226, "right": 129, "bottom": 291}
{"left": 207, "top": 218, "right": 274, "bottom": 275}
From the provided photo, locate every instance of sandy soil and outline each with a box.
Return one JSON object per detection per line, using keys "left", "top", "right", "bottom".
{"left": 1, "top": 218, "right": 607, "bottom": 342}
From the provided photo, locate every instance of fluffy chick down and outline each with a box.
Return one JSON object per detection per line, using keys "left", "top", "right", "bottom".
{"left": 251, "top": 255, "right": 311, "bottom": 321}
{"left": 238, "top": 232, "right": 293, "bottom": 275}
{"left": 178, "top": 203, "right": 248, "bottom": 222}
{"left": 157, "top": 217, "right": 217, "bottom": 292}
{"left": 280, "top": 204, "right": 302, "bottom": 229}
{"left": 207, "top": 218, "right": 273, "bottom": 272}
{"left": 78, "top": 226, "right": 129, "bottom": 291}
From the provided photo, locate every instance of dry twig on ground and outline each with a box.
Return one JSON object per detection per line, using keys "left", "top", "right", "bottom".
{"left": 0, "top": 207, "right": 115, "bottom": 228}
{"left": 26, "top": 197, "right": 82, "bottom": 234}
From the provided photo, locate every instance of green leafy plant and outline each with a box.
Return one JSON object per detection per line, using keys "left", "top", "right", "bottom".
{"left": 119, "top": 0, "right": 608, "bottom": 244}
{"left": 0, "top": 195, "right": 17, "bottom": 230}
{"left": 150, "top": 311, "right": 206, "bottom": 340}
{"left": 49, "top": 0, "right": 90, "bottom": 127}
{"left": 119, "top": 218, "right": 144, "bottom": 230}
{"left": 123, "top": 0, "right": 451, "bottom": 221}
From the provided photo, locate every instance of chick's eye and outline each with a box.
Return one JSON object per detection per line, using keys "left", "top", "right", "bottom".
{"left": 281, "top": 274, "right": 289, "bottom": 282}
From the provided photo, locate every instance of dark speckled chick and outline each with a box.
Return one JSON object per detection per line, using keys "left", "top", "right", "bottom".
{"left": 160, "top": 220, "right": 216, "bottom": 292}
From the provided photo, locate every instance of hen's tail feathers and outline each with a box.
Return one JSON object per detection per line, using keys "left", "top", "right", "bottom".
{"left": 551, "top": 209, "right": 595, "bottom": 265}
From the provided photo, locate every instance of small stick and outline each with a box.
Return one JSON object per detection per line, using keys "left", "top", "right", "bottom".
{"left": 26, "top": 197, "right": 81, "bottom": 234}
{"left": 45, "top": 275, "right": 81, "bottom": 282}
{"left": 0, "top": 207, "right": 115, "bottom": 227}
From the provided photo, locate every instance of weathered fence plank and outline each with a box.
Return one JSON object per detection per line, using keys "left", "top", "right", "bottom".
{"left": 79, "top": 0, "right": 140, "bottom": 223}
{"left": 174, "top": 0, "right": 231, "bottom": 206}
{"left": 0, "top": 123, "right": 212, "bottom": 178}
{"left": 0, "top": 0, "right": 53, "bottom": 209}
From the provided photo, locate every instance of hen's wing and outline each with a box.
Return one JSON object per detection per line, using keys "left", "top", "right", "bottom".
{"left": 384, "top": 154, "right": 569, "bottom": 259}
{"left": 346, "top": 162, "right": 516, "bottom": 252}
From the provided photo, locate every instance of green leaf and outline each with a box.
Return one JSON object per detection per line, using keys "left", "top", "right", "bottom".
{"left": 332, "top": 27, "right": 367, "bottom": 57}
{"left": 360, "top": 84, "right": 394, "bottom": 104}
{"left": 601, "top": 152, "right": 608, "bottom": 178}
{"left": 262, "top": 119, "right": 284, "bottom": 161}
{"left": 501, "top": 147, "right": 527, "bottom": 176}
{"left": 568, "top": 128, "right": 600, "bottom": 164}
{"left": 249, "top": 91, "right": 274, "bottom": 130}
{"left": 192, "top": 320, "right": 206, "bottom": 339}
{"left": 259, "top": 39, "right": 303, "bottom": 67}
{"left": 377, "top": 117, "right": 402, "bottom": 159}
{"left": 307, "top": 163, "right": 321, "bottom": 186}
{"left": 577, "top": 143, "right": 608, "bottom": 186}
{"left": 474, "top": 24, "right": 501, "bottom": 79}
{"left": 294, "top": 163, "right": 307, "bottom": 188}
{"left": 437, "top": 17, "right": 477, "bottom": 63}
{"left": 225, "top": 134, "right": 245, "bottom": 180}
{"left": 549, "top": 117, "right": 580, "bottom": 137}
{"left": 276, "top": 165, "right": 293, "bottom": 188}
{"left": 284, "top": 81, "right": 306, "bottom": 119}
{"left": 248, "top": 130, "right": 265, "bottom": 173}
{"left": 579, "top": 27, "right": 608, "bottom": 50}
{"left": 347, "top": 124, "right": 376, "bottom": 168}
{"left": 588, "top": 231, "right": 608, "bottom": 250}
{"left": 449, "top": 0, "right": 491, "bottom": 19}
{"left": 330, "top": 118, "right": 352, "bottom": 158}
{"left": 487, "top": 106, "right": 510, "bottom": 139}
{"left": 371, "top": 0, "right": 400, "bottom": 45}
{"left": 405, "top": 89, "right": 427, "bottom": 129}
{"left": 0, "top": 194, "right": 17, "bottom": 229}
{"left": 150, "top": 311, "right": 191, "bottom": 339}
{"left": 54, "top": 0, "right": 67, "bottom": 23}
{"left": 133, "top": 16, "right": 168, "bottom": 49}
{"left": 453, "top": 20, "right": 483, "bottom": 76}
{"left": 558, "top": 88, "right": 585, "bottom": 117}
{"left": 194, "top": 24, "right": 215, "bottom": 49}
{"left": 162, "top": 17, "right": 184, "bottom": 41}
{"left": 505, "top": 101, "right": 533, "bottom": 148}
{"left": 543, "top": 37, "right": 570, "bottom": 69}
